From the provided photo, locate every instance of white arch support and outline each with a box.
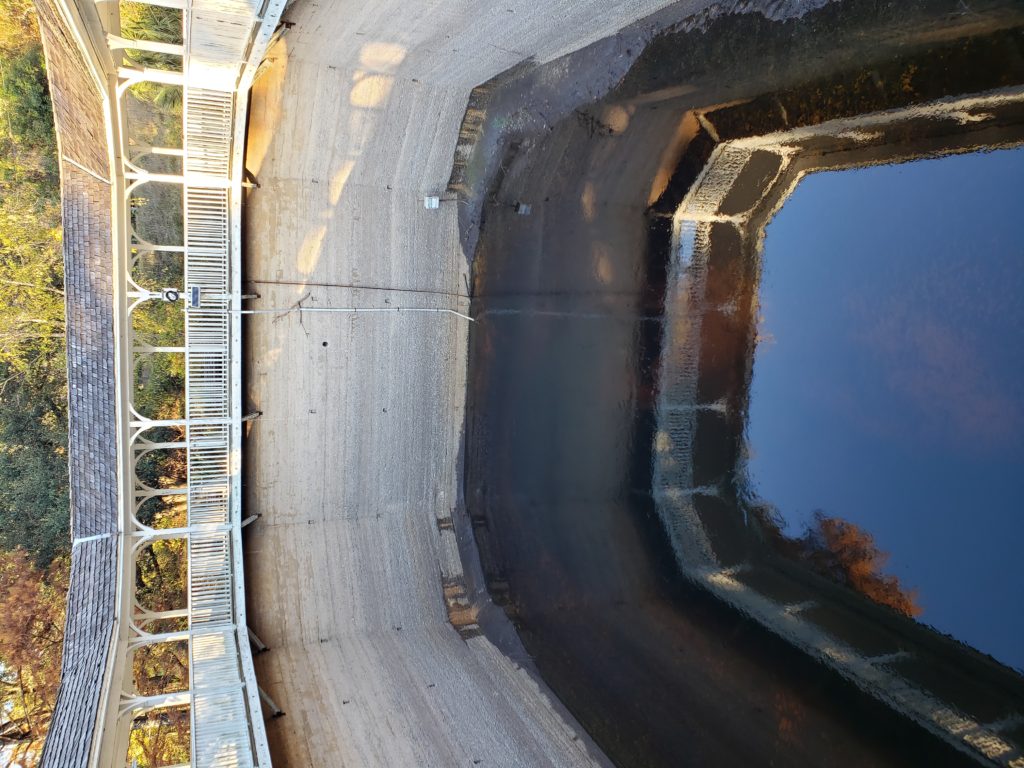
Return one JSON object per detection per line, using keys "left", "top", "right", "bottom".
{"left": 107, "top": 33, "right": 185, "bottom": 57}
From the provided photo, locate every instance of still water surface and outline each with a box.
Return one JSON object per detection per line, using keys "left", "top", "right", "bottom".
{"left": 464, "top": 6, "right": 1024, "bottom": 759}
{"left": 464, "top": 151, "right": 1020, "bottom": 768}
{"left": 747, "top": 147, "right": 1024, "bottom": 671}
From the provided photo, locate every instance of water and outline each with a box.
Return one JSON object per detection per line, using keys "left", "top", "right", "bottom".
{"left": 462, "top": 2, "right": 1024, "bottom": 765}
{"left": 747, "top": 147, "right": 1024, "bottom": 672}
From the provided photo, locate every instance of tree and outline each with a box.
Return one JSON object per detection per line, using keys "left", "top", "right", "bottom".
{"left": 0, "top": 6, "right": 70, "bottom": 765}
{"left": 0, "top": 4, "right": 193, "bottom": 762}
{"left": 799, "top": 511, "right": 921, "bottom": 618}
{"left": 0, "top": 372, "right": 68, "bottom": 564}
{"left": 0, "top": 550, "right": 67, "bottom": 759}
{"left": 0, "top": 0, "right": 67, "bottom": 571}
{"left": 749, "top": 505, "right": 921, "bottom": 617}
{"left": 125, "top": 707, "right": 190, "bottom": 768}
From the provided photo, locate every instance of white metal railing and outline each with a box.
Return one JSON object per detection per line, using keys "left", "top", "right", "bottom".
{"left": 90, "top": 0, "right": 287, "bottom": 763}
{"left": 180, "top": 78, "right": 246, "bottom": 765}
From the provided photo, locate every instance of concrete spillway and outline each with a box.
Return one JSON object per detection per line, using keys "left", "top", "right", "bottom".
{"left": 241, "top": 1, "right": 1024, "bottom": 765}
{"left": 241, "top": 1, "right": 689, "bottom": 765}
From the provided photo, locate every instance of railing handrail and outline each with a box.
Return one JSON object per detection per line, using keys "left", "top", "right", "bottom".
{"left": 83, "top": 0, "right": 287, "bottom": 764}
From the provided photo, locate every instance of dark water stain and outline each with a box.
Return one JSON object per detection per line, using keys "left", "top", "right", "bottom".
{"left": 462, "top": 1, "right": 1024, "bottom": 766}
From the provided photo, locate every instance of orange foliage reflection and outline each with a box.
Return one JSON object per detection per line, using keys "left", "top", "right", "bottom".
{"left": 754, "top": 508, "right": 921, "bottom": 617}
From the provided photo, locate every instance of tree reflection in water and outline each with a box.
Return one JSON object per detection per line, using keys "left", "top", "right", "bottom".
{"left": 750, "top": 505, "right": 921, "bottom": 617}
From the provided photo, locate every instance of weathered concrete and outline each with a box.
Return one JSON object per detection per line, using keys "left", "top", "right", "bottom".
{"left": 240, "top": 1, "right": 717, "bottom": 765}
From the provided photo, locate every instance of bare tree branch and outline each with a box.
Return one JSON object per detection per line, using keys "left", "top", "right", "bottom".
{"left": 0, "top": 279, "right": 63, "bottom": 296}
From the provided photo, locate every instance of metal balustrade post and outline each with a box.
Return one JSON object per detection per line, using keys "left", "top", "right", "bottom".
{"left": 258, "top": 687, "right": 285, "bottom": 719}
{"left": 134, "top": 346, "right": 188, "bottom": 354}
{"left": 117, "top": 66, "right": 184, "bottom": 87}
{"left": 125, "top": 170, "right": 186, "bottom": 184}
{"left": 129, "top": 523, "right": 233, "bottom": 542}
{"left": 130, "top": 145, "right": 185, "bottom": 158}
{"left": 247, "top": 627, "right": 269, "bottom": 653}
{"left": 106, "top": 34, "right": 185, "bottom": 57}
{"left": 129, "top": 241, "right": 186, "bottom": 254}
{"left": 126, "top": 629, "right": 193, "bottom": 650}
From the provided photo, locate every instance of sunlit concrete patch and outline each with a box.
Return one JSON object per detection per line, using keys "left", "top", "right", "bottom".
{"left": 295, "top": 224, "right": 327, "bottom": 276}
{"left": 349, "top": 73, "right": 395, "bottom": 109}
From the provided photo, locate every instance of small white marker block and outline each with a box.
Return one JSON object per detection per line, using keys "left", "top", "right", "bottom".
{"left": 424, "top": 195, "right": 441, "bottom": 210}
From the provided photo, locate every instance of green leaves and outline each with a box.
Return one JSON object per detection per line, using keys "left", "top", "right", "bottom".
{"left": 0, "top": 0, "right": 62, "bottom": 393}
{"left": 0, "top": 0, "right": 66, "bottom": 573}
{"left": 0, "top": 376, "right": 68, "bottom": 566}
{"left": 0, "top": 45, "right": 55, "bottom": 152}
{"left": 0, "top": 5, "right": 191, "bottom": 760}
{"left": 0, "top": 5, "right": 70, "bottom": 761}
{"left": 118, "top": 1, "right": 182, "bottom": 45}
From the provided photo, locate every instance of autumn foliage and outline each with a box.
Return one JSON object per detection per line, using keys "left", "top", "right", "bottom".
{"left": 0, "top": 0, "right": 68, "bottom": 763}
{"left": 799, "top": 511, "right": 921, "bottom": 618}
{"left": 0, "top": 550, "right": 67, "bottom": 763}
{"left": 753, "top": 507, "right": 921, "bottom": 618}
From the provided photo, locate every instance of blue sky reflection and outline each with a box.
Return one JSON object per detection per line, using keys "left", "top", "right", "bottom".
{"left": 747, "top": 146, "right": 1024, "bottom": 671}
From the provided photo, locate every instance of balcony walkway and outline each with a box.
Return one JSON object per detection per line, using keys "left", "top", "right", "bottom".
{"left": 39, "top": 0, "right": 285, "bottom": 764}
